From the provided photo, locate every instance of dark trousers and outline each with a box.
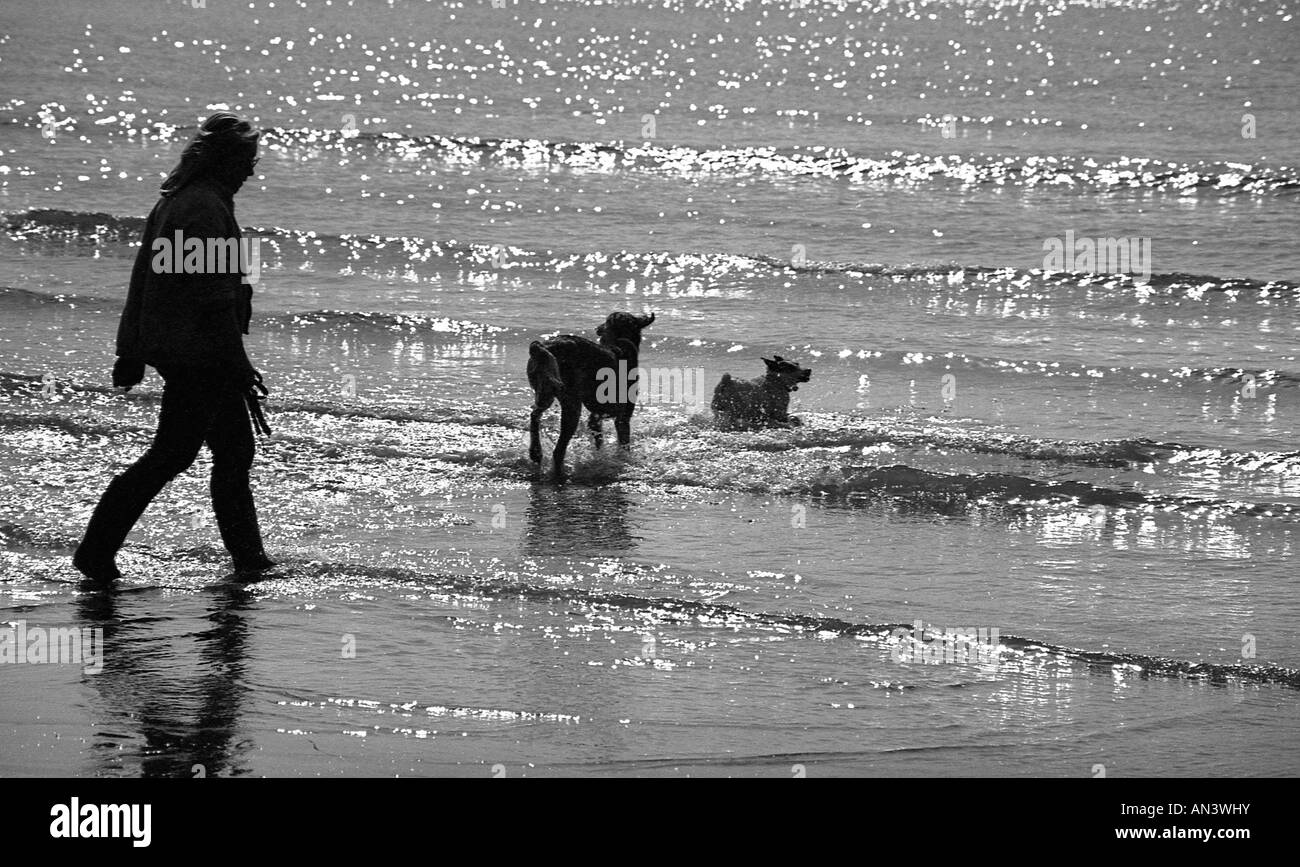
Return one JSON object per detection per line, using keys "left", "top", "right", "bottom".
{"left": 76, "top": 366, "right": 268, "bottom": 570}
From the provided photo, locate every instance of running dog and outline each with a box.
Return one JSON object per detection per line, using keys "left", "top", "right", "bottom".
{"left": 711, "top": 355, "right": 812, "bottom": 430}
{"left": 527, "top": 311, "right": 655, "bottom": 477}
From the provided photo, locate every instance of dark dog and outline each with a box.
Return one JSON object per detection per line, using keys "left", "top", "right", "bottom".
{"left": 711, "top": 355, "right": 812, "bottom": 430}
{"left": 527, "top": 311, "right": 655, "bottom": 477}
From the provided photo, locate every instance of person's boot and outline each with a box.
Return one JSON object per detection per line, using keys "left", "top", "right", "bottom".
{"left": 212, "top": 479, "right": 275, "bottom": 576}
{"left": 73, "top": 473, "right": 154, "bottom": 584}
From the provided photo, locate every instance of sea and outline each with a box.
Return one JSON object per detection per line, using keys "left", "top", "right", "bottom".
{"left": 0, "top": 0, "right": 1297, "bottom": 777}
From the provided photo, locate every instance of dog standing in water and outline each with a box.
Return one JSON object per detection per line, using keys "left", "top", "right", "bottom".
{"left": 711, "top": 355, "right": 812, "bottom": 430}
{"left": 527, "top": 311, "right": 655, "bottom": 478}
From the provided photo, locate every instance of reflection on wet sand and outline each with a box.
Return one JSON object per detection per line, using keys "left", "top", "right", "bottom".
{"left": 75, "top": 582, "right": 255, "bottom": 777}
{"left": 522, "top": 483, "right": 639, "bottom": 556}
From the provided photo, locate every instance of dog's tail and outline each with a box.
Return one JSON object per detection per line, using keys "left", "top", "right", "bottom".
{"left": 527, "top": 341, "right": 565, "bottom": 396}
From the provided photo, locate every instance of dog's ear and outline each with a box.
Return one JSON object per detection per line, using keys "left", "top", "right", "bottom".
{"left": 772, "top": 355, "right": 784, "bottom": 362}
{"left": 599, "top": 312, "right": 623, "bottom": 334}
{"left": 762, "top": 357, "right": 777, "bottom": 368}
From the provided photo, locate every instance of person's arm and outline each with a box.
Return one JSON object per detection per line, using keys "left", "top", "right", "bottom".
{"left": 207, "top": 298, "right": 257, "bottom": 386}
{"left": 165, "top": 199, "right": 258, "bottom": 384}
{"left": 112, "top": 209, "right": 157, "bottom": 391}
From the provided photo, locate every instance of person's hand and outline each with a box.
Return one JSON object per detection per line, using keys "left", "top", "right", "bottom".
{"left": 231, "top": 364, "right": 265, "bottom": 394}
{"left": 245, "top": 368, "right": 268, "bottom": 399}
{"left": 241, "top": 369, "right": 272, "bottom": 437}
{"left": 112, "top": 357, "right": 145, "bottom": 391}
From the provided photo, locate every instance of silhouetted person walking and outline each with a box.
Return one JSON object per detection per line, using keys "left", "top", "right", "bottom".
{"left": 74, "top": 112, "right": 274, "bottom": 583}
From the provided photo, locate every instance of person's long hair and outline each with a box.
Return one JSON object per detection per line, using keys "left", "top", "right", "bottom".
{"left": 160, "top": 112, "right": 259, "bottom": 197}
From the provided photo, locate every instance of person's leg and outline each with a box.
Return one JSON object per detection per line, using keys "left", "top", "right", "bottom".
{"left": 73, "top": 367, "right": 214, "bottom": 582}
{"left": 205, "top": 377, "right": 273, "bottom": 573}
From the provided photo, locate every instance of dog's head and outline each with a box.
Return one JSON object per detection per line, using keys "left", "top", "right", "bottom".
{"left": 762, "top": 355, "right": 812, "bottom": 391}
{"left": 596, "top": 311, "right": 655, "bottom": 348}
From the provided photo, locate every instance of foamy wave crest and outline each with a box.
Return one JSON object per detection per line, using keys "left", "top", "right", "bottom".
{"left": 6, "top": 210, "right": 1297, "bottom": 298}
{"left": 256, "top": 128, "right": 1300, "bottom": 195}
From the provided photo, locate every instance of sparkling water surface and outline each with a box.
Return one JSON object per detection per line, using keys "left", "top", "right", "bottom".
{"left": 1, "top": 0, "right": 1297, "bottom": 776}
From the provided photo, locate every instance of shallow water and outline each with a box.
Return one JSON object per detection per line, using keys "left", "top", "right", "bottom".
{"left": 1, "top": 0, "right": 1297, "bottom": 776}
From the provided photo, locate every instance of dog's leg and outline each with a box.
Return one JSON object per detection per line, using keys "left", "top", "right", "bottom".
{"left": 529, "top": 394, "right": 553, "bottom": 464}
{"left": 614, "top": 410, "right": 632, "bottom": 450}
{"left": 553, "top": 399, "right": 580, "bottom": 479}
{"left": 587, "top": 411, "right": 606, "bottom": 450}
{"left": 776, "top": 394, "right": 801, "bottom": 427}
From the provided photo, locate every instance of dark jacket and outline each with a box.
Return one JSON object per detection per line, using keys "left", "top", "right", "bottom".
{"left": 116, "top": 176, "right": 253, "bottom": 374}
